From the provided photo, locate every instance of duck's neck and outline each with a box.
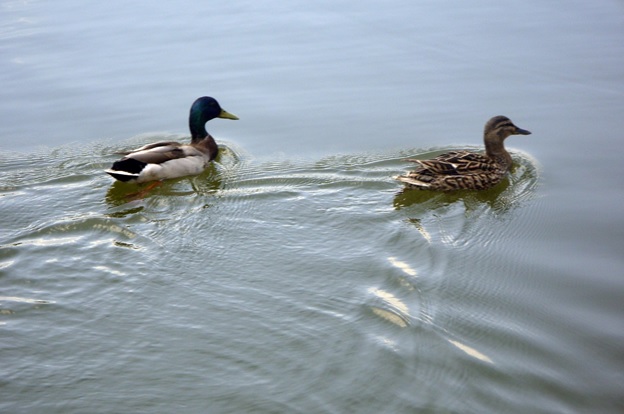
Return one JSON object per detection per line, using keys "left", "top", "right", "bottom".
{"left": 189, "top": 117, "right": 218, "bottom": 160}
{"left": 190, "top": 120, "right": 208, "bottom": 142}
{"left": 484, "top": 134, "right": 512, "bottom": 169}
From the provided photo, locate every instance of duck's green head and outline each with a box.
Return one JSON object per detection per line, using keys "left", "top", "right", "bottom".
{"left": 189, "top": 96, "right": 239, "bottom": 139}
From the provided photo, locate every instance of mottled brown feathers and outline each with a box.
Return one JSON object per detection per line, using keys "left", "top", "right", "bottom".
{"left": 396, "top": 116, "right": 531, "bottom": 191}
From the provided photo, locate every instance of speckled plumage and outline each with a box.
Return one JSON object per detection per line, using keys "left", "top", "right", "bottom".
{"left": 396, "top": 116, "right": 531, "bottom": 191}
{"left": 106, "top": 96, "right": 238, "bottom": 183}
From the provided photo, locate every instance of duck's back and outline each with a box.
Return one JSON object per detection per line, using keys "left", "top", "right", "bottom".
{"left": 397, "top": 150, "right": 507, "bottom": 191}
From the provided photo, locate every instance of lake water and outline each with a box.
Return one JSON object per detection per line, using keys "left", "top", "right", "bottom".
{"left": 1, "top": 1, "right": 624, "bottom": 413}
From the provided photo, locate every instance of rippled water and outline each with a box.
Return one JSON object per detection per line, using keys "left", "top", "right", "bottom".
{"left": 2, "top": 0, "right": 624, "bottom": 413}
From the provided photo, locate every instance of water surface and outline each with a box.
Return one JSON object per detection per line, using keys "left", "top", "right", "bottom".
{"left": 1, "top": 1, "right": 624, "bottom": 413}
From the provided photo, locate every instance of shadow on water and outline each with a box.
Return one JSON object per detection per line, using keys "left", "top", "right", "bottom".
{"left": 104, "top": 165, "right": 223, "bottom": 206}
{"left": 393, "top": 178, "right": 511, "bottom": 212}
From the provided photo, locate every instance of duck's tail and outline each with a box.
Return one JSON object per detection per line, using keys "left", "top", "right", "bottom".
{"left": 105, "top": 158, "right": 147, "bottom": 182}
{"left": 394, "top": 175, "right": 432, "bottom": 189}
{"left": 105, "top": 169, "right": 140, "bottom": 182}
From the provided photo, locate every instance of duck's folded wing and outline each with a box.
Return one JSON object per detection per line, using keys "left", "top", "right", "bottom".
{"left": 412, "top": 159, "right": 461, "bottom": 175}
{"left": 126, "top": 144, "right": 192, "bottom": 165}
{"left": 406, "top": 151, "right": 495, "bottom": 175}
{"left": 116, "top": 141, "right": 183, "bottom": 155}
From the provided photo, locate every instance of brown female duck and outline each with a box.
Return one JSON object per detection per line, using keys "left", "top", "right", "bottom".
{"left": 396, "top": 116, "right": 531, "bottom": 191}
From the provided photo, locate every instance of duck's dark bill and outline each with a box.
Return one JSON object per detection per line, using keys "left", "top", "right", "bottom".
{"left": 219, "top": 109, "right": 239, "bottom": 120}
{"left": 516, "top": 128, "right": 531, "bottom": 135}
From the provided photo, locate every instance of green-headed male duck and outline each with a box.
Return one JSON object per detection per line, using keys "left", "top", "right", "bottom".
{"left": 106, "top": 96, "right": 238, "bottom": 183}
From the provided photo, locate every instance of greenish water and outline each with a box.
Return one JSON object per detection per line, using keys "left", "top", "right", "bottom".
{"left": 2, "top": 0, "right": 624, "bottom": 413}
{"left": 2, "top": 140, "right": 622, "bottom": 413}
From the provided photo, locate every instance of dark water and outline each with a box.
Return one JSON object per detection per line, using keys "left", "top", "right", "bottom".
{"left": 2, "top": 1, "right": 624, "bottom": 413}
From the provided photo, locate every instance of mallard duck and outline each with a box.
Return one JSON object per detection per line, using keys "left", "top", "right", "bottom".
{"left": 105, "top": 96, "right": 238, "bottom": 183}
{"left": 395, "top": 116, "right": 531, "bottom": 191}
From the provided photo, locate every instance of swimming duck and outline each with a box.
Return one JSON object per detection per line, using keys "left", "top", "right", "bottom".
{"left": 395, "top": 116, "right": 531, "bottom": 191}
{"left": 105, "top": 96, "right": 238, "bottom": 183}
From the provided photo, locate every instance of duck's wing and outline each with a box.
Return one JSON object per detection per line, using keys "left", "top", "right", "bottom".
{"left": 405, "top": 151, "right": 496, "bottom": 175}
{"left": 116, "top": 141, "right": 184, "bottom": 156}
{"left": 124, "top": 143, "right": 205, "bottom": 165}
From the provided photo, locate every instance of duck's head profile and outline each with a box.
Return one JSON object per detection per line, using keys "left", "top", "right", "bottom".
{"left": 485, "top": 115, "right": 531, "bottom": 141}
{"left": 189, "top": 96, "right": 239, "bottom": 139}
{"left": 484, "top": 115, "right": 531, "bottom": 157}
